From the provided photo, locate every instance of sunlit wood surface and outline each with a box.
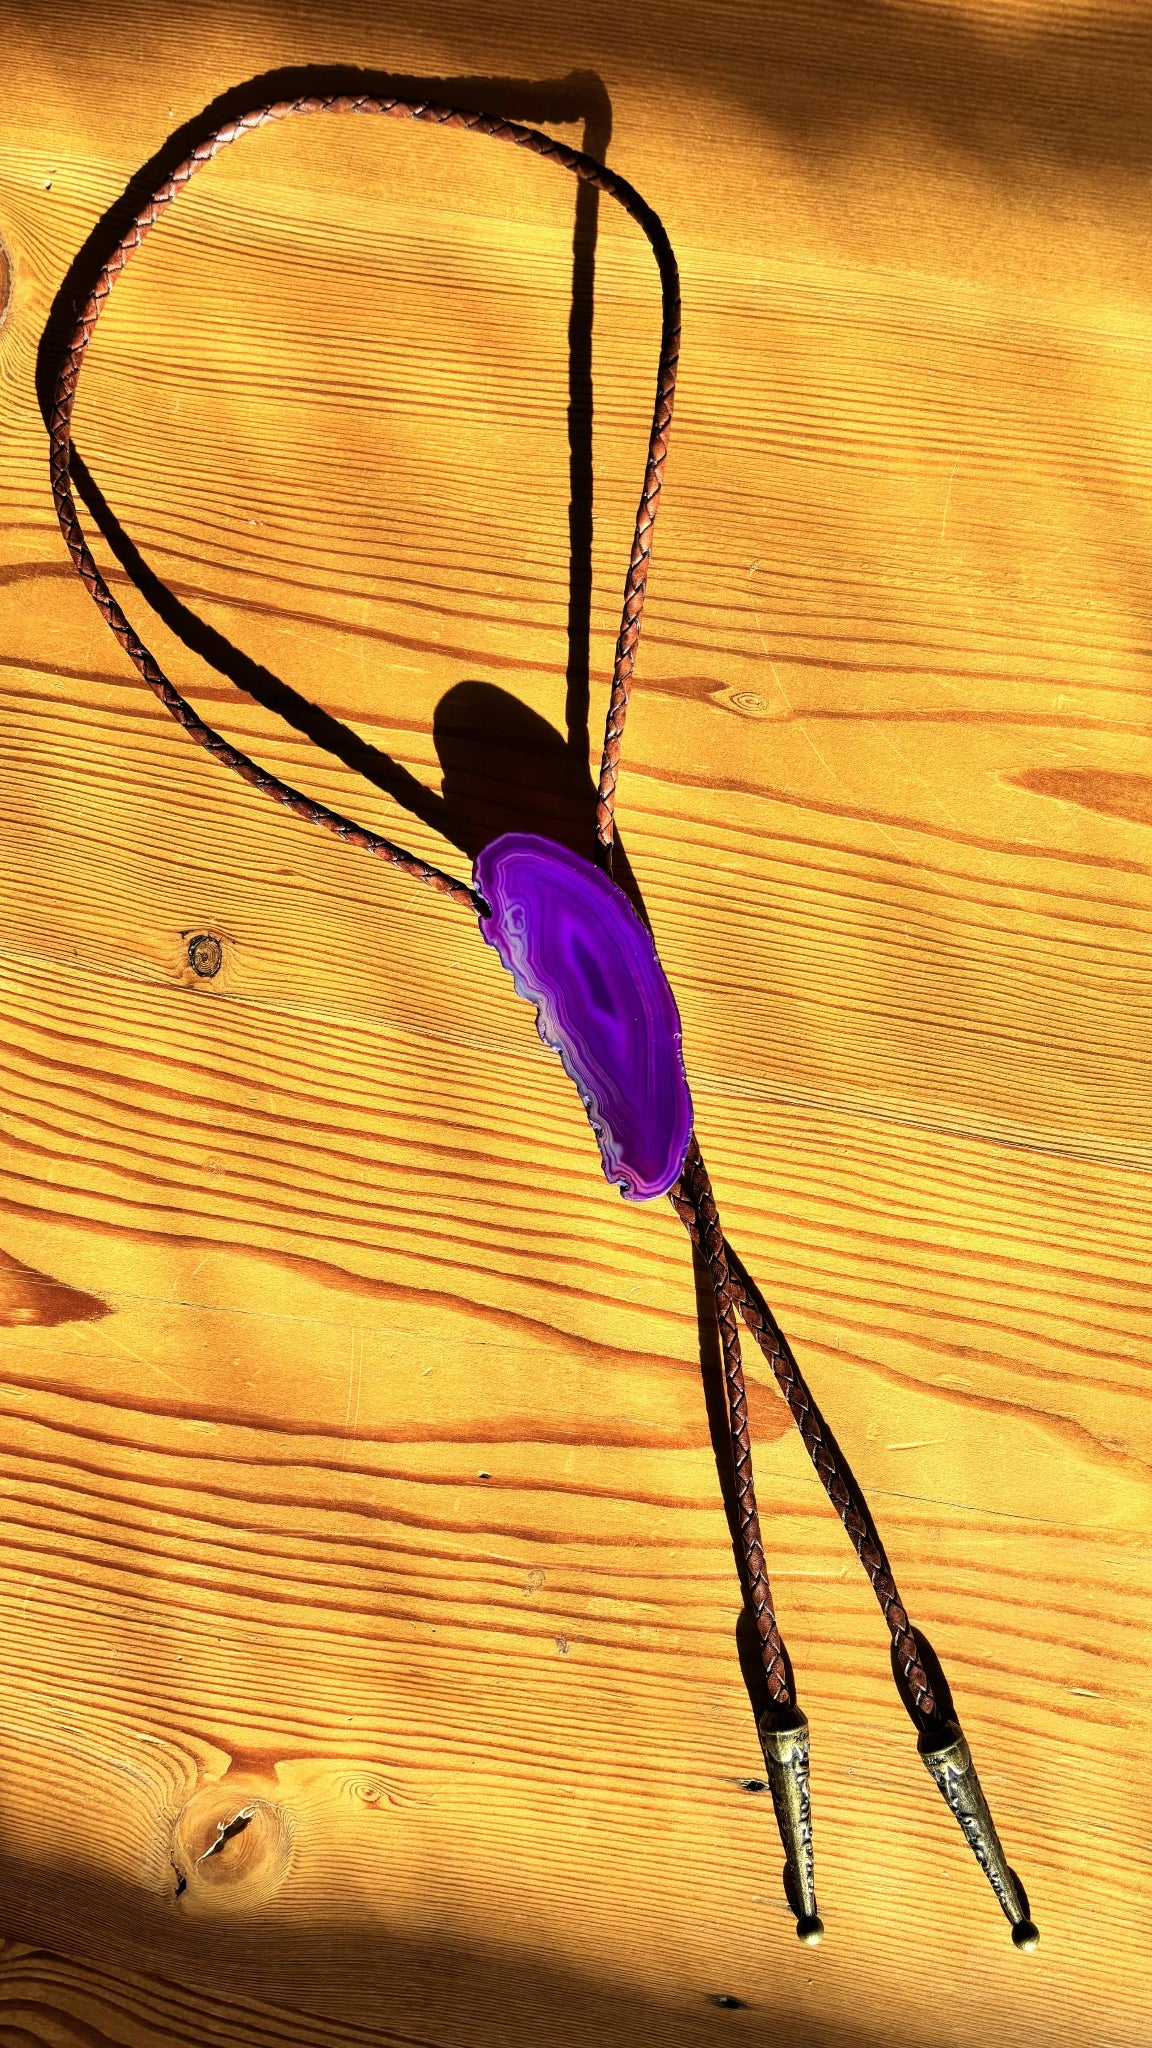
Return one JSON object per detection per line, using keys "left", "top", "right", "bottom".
{"left": 0, "top": 2, "right": 1149, "bottom": 2043}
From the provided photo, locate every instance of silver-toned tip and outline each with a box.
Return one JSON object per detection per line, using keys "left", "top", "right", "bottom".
{"left": 919, "top": 1722, "right": 1036, "bottom": 1944}
{"left": 759, "top": 1705, "right": 820, "bottom": 1936}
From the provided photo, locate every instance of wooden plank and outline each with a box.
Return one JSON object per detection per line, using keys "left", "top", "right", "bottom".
{"left": 0, "top": 3, "right": 1149, "bottom": 2044}
{"left": 0, "top": 1941, "right": 420, "bottom": 2046}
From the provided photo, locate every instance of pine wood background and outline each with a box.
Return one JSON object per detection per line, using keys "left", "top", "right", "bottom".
{"left": 0, "top": 2, "right": 1149, "bottom": 2043}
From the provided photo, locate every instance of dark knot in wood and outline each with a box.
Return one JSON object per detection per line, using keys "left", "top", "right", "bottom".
{"left": 186, "top": 933, "right": 223, "bottom": 978}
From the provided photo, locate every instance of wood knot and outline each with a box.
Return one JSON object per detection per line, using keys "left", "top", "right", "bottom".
{"left": 0, "top": 238, "right": 10, "bottom": 332}
{"left": 186, "top": 933, "right": 223, "bottom": 979}
{"left": 170, "top": 1783, "right": 293, "bottom": 1914}
{"left": 347, "top": 1777, "right": 386, "bottom": 1807}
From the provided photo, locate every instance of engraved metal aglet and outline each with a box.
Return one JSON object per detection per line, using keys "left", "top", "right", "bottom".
{"left": 919, "top": 1721, "right": 1038, "bottom": 1951}
{"left": 758, "top": 1705, "right": 824, "bottom": 1945}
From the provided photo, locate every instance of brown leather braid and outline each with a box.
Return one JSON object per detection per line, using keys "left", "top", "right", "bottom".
{"left": 47, "top": 94, "right": 680, "bottom": 908}
{"left": 672, "top": 1156, "right": 935, "bottom": 1719}
{"left": 678, "top": 1142, "right": 790, "bottom": 1704}
{"left": 722, "top": 1246, "right": 934, "bottom": 1716}
{"left": 594, "top": 255, "right": 678, "bottom": 857}
{"left": 48, "top": 91, "right": 934, "bottom": 1730}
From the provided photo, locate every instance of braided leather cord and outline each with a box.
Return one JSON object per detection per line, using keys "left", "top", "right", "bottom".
{"left": 671, "top": 1153, "right": 935, "bottom": 1718}
{"left": 48, "top": 95, "right": 681, "bottom": 909}
{"left": 679, "top": 1142, "right": 790, "bottom": 1703}
{"left": 48, "top": 91, "right": 936, "bottom": 1728}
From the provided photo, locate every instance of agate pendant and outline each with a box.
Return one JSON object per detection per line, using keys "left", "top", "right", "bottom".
{"left": 474, "top": 833, "right": 693, "bottom": 1201}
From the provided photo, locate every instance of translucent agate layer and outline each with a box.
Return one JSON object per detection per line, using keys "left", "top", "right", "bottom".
{"left": 474, "top": 833, "right": 694, "bottom": 1201}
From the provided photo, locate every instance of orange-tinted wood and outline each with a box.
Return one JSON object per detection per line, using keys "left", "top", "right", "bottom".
{"left": 0, "top": 4, "right": 1148, "bottom": 2044}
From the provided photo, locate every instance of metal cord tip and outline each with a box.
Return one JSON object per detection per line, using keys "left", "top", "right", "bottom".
{"left": 796, "top": 1915, "right": 824, "bottom": 1945}
{"left": 760, "top": 1707, "right": 819, "bottom": 1936}
{"left": 919, "top": 1722, "right": 1036, "bottom": 1944}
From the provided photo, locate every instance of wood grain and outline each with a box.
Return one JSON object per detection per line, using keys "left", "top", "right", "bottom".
{"left": 0, "top": 3, "right": 1150, "bottom": 2044}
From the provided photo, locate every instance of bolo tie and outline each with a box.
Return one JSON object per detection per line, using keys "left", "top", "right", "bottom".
{"left": 47, "top": 91, "right": 1039, "bottom": 1953}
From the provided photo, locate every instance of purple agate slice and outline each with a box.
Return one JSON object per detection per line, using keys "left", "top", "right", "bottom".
{"left": 474, "top": 833, "right": 693, "bottom": 1202}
